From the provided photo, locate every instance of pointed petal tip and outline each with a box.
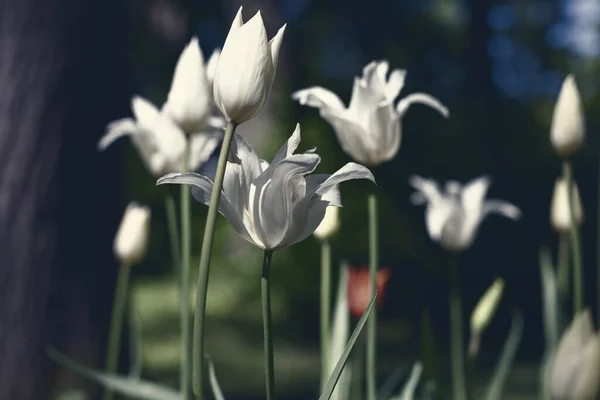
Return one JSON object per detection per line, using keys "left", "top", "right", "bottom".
{"left": 156, "top": 172, "right": 183, "bottom": 186}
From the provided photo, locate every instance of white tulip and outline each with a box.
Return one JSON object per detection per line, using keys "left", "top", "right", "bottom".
{"left": 551, "top": 177, "right": 583, "bottom": 233}
{"left": 114, "top": 203, "right": 151, "bottom": 265}
{"left": 549, "top": 309, "right": 600, "bottom": 400}
{"left": 313, "top": 205, "right": 340, "bottom": 241}
{"left": 157, "top": 124, "right": 375, "bottom": 250}
{"left": 99, "top": 96, "right": 221, "bottom": 177}
{"left": 409, "top": 175, "right": 521, "bottom": 252}
{"left": 551, "top": 74, "right": 585, "bottom": 158}
{"left": 292, "top": 61, "right": 449, "bottom": 166}
{"left": 162, "top": 37, "right": 212, "bottom": 133}
{"left": 213, "top": 7, "right": 286, "bottom": 124}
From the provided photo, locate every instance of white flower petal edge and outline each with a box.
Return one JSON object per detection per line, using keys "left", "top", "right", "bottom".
{"left": 157, "top": 124, "right": 375, "bottom": 251}
{"left": 292, "top": 60, "right": 449, "bottom": 166}
{"left": 409, "top": 174, "right": 521, "bottom": 252}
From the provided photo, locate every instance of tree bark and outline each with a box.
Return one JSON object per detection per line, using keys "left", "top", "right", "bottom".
{"left": 0, "top": 0, "right": 128, "bottom": 398}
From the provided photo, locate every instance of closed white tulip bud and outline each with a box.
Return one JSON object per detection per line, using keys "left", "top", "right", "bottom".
{"left": 551, "top": 177, "right": 583, "bottom": 233}
{"left": 551, "top": 75, "right": 585, "bottom": 158}
{"left": 163, "top": 37, "right": 212, "bottom": 133}
{"left": 114, "top": 203, "right": 151, "bottom": 265}
{"left": 470, "top": 278, "right": 505, "bottom": 334}
{"left": 549, "top": 309, "right": 600, "bottom": 400}
{"left": 213, "top": 7, "right": 286, "bottom": 124}
{"left": 313, "top": 205, "right": 340, "bottom": 241}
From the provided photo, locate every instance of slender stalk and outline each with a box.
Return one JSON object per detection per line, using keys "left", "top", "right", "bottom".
{"left": 262, "top": 250, "right": 276, "bottom": 400}
{"left": 180, "top": 142, "right": 191, "bottom": 399}
{"left": 103, "top": 262, "right": 132, "bottom": 400}
{"left": 193, "top": 121, "right": 237, "bottom": 398}
{"left": 562, "top": 161, "right": 583, "bottom": 314}
{"left": 597, "top": 150, "right": 600, "bottom": 323}
{"left": 557, "top": 233, "right": 570, "bottom": 298}
{"left": 449, "top": 258, "right": 467, "bottom": 400}
{"left": 367, "top": 193, "right": 378, "bottom": 400}
{"left": 165, "top": 192, "right": 180, "bottom": 272}
{"left": 320, "top": 240, "right": 331, "bottom": 390}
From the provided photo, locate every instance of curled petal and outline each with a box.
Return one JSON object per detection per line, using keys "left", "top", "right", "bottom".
{"left": 156, "top": 172, "right": 250, "bottom": 242}
{"left": 314, "top": 162, "right": 376, "bottom": 198}
{"left": 408, "top": 175, "right": 443, "bottom": 204}
{"left": 98, "top": 118, "right": 137, "bottom": 150}
{"left": 291, "top": 87, "right": 346, "bottom": 113}
{"left": 483, "top": 200, "right": 522, "bottom": 220}
{"left": 396, "top": 92, "right": 450, "bottom": 118}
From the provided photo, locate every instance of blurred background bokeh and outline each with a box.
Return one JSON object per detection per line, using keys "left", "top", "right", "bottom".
{"left": 2, "top": 0, "right": 600, "bottom": 398}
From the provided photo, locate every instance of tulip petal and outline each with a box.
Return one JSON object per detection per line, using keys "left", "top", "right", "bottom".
{"left": 254, "top": 153, "right": 320, "bottom": 249}
{"left": 572, "top": 334, "right": 600, "bottom": 399}
{"left": 229, "top": 133, "right": 264, "bottom": 188}
{"left": 385, "top": 69, "right": 407, "bottom": 102}
{"left": 269, "top": 24, "right": 286, "bottom": 73}
{"left": 482, "top": 200, "right": 522, "bottom": 220}
{"left": 372, "top": 103, "right": 401, "bottom": 163}
{"left": 131, "top": 96, "right": 161, "bottom": 130}
{"left": 163, "top": 36, "right": 211, "bottom": 132}
{"left": 313, "top": 163, "right": 376, "bottom": 199}
{"left": 98, "top": 118, "right": 138, "bottom": 150}
{"left": 408, "top": 175, "right": 443, "bottom": 204}
{"left": 291, "top": 87, "right": 346, "bottom": 112}
{"left": 396, "top": 92, "right": 449, "bottom": 118}
{"left": 156, "top": 172, "right": 250, "bottom": 241}
{"left": 550, "top": 74, "right": 585, "bottom": 157}
{"left": 425, "top": 198, "right": 455, "bottom": 242}
{"left": 320, "top": 111, "right": 377, "bottom": 165}
{"left": 458, "top": 176, "right": 491, "bottom": 243}
{"left": 271, "top": 123, "right": 301, "bottom": 166}
{"left": 188, "top": 131, "right": 222, "bottom": 172}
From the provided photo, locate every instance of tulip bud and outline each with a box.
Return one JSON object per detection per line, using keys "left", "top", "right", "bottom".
{"left": 468, "top": 278, "right": 505, "bottom": 358}
{"left": 313, "top": 206, "right": 340, "bottom": 241}
{"left": 213, "top": 7, "right": 286, "bottom": 124}
{"left": 549, "top": 309, "right": 600, "bottom": 400}
{"left": 347, "top": 266, "right": 391, "bottom": 319}
{"left": 551, "top": 177, "right": 583, "bottom": 233}
{"left": 550, "top": 74, "right": 585, "bottom": 158}
{"left": 114, "top": 203, "right": 151, "bottom": 265}
{"left": 163, "top": 37, "right": 211, "bottom": 133}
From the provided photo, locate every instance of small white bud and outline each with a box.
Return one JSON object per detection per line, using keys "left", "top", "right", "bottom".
{"left": 114, "top": 203, "right": 151, "bottom": 265}
{"left": 470, "top": 278, "right": 505, "bottom": 334}
{"left": 313, "top": 206, "right": 340, "bottom": 241}
{"left": 550, "top": 74, "right": 585, "bottom": 158}
{"left": 551, "top": 177, "right": 583, "bottom": 233}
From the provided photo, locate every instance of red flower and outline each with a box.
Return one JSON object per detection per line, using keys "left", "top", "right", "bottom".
{"left": 347, "top": 266, "right": 391, "bottom": 319}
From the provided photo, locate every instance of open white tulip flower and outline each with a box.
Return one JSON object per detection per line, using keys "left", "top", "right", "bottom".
{"left": 292, "top": 60, "right": 449, "bottom": 166}
{"left": 551, "top": 177, "right": 583, "bottom": 233}
{"left": 157, "top": 124, "right": 375, "bottom": 251}
{"left": 213, "top": 6, "right": 286, "bottom": 124}
{"left": 99, "top": 37, "right": 224, "bottom": 177}
{"left": 114, "top": 202, "right": 151, "bottom": 265}
{"left": 409, "top": 175, "right": 521, "bottom": 252}
{"left": 550, "top": 74, "right": 585, "bottom": 158}
{"left": 549, "top": 309, "right": 600, "bottom": 400}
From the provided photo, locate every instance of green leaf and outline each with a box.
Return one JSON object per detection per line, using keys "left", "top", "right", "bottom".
{"left": 319, "top": 291, "right": 378, "bottom": 400}
{"left": 483, "top": 311, "right": 524, "bottom": 400}
{"left": 328, "top": 261, "right": 351, "bottom": 400}
{"left": 47, "top": 346, "right": 180, "bottom": 400}
{"left": 207, "top": 356, "right": 225, "bottom": 400}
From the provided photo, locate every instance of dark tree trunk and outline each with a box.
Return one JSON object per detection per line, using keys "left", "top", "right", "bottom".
{"left": 0, "top": 0, "right": 129, "bottom": 398}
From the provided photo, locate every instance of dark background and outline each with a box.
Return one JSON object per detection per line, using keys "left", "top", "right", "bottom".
{"left": 2, "top": 0, "right": 600, "bottom": 398}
